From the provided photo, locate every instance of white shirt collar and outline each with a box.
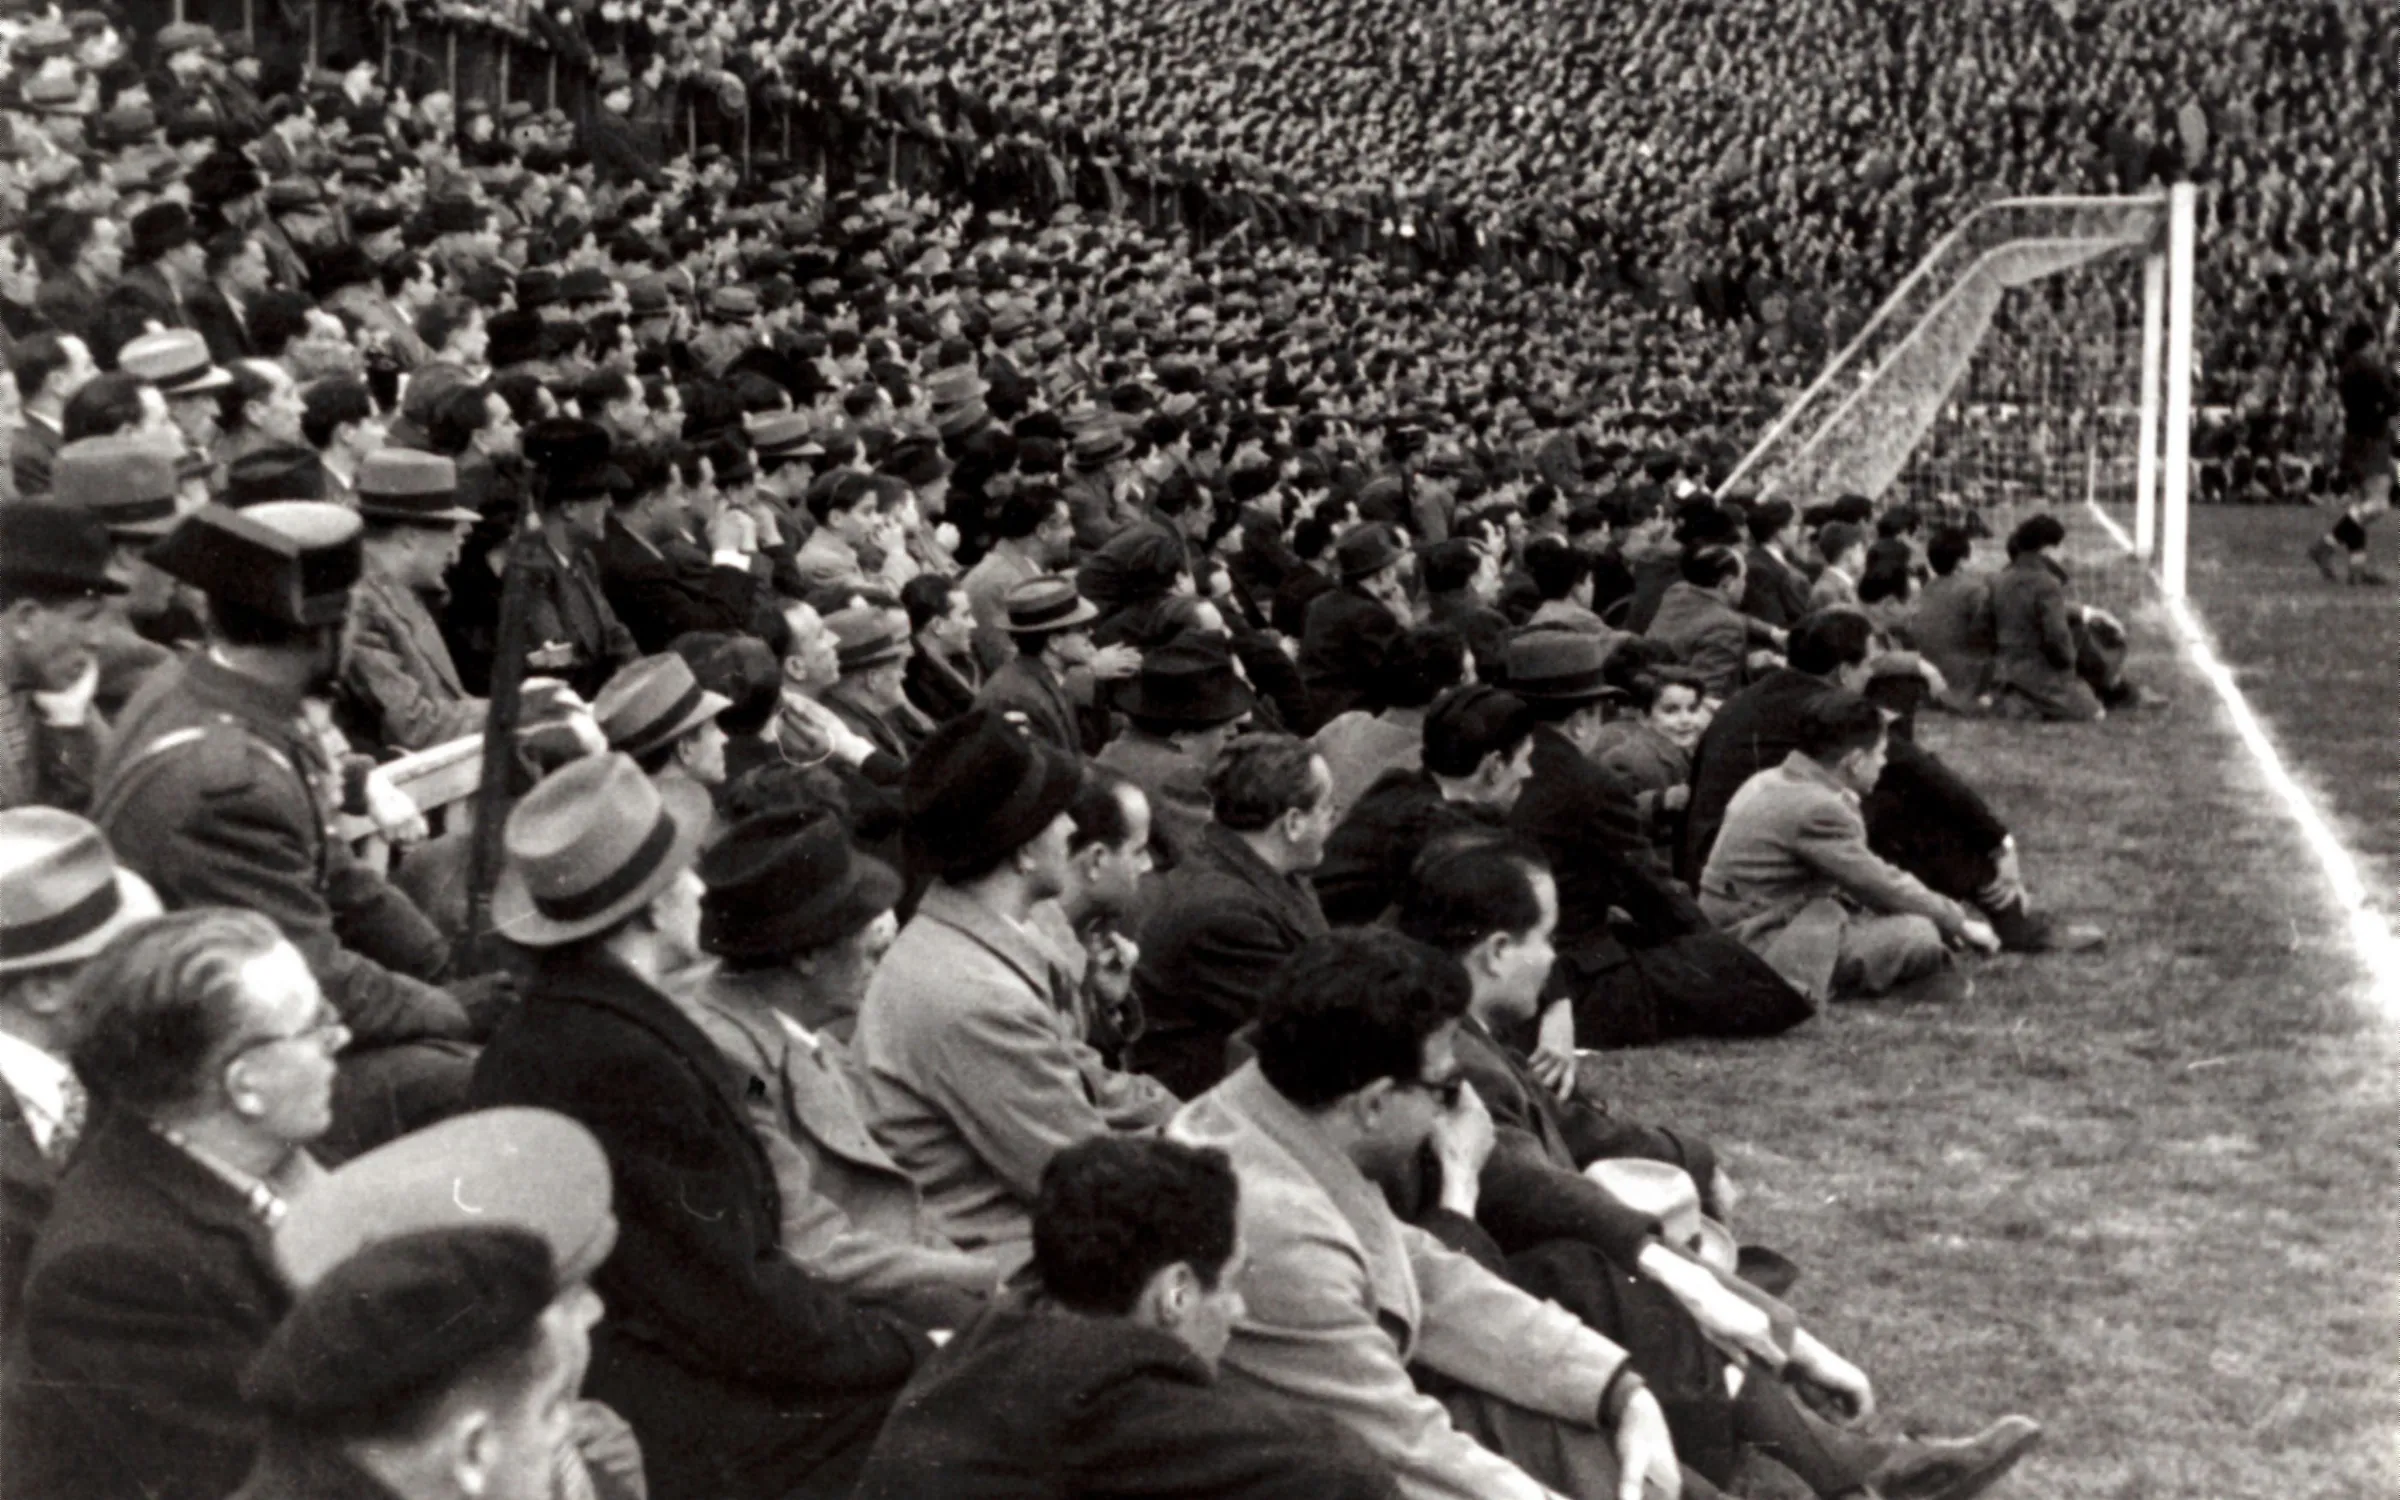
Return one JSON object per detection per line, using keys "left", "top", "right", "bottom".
{"left": 0, "top": 1031, "right": 75, "bottom": 1153}
{"left": 773, "top": 1010, "right": 820, "bottom": 1053}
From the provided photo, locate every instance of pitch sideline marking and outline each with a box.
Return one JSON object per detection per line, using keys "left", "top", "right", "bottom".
{"left": 2087, "top": 500, "right": 2400, "bottom": 1016}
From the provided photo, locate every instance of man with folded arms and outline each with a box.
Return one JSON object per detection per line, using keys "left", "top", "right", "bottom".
{"left": 688, "top": 808, "right": 1003, "bottom": 1328}
{"left": 1169, "top": 927, "right": 1683, "bottom": 1500}
{"left": 470, "top": 753, "right": 924, "bottom": 1500}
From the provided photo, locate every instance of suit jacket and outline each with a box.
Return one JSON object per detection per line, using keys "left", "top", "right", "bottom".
{"left": 1311, "top": 709, "right": 1425, "bottom": 821}
{"left": 1989, "top": 553, "right": 2094, "bottom": 717}
{"left": 902, "top": 646, "right": 981, "bottom": 726}
{"left": 855, "top": 883, "right": 1176, "bottom": 1258}
{"left": 821, "top": 678, "right": 934, "bottom": 765}
{"left": 1425, "top": 589, "right": 1509, "bottom": 675}
{"left": 683, "top": 967, "right": 998, "bottom": 1316}
{"left": 9, "top": 412, "right": 61, "bottom": 497}
{"left": 469, "top": 947, "right": 924, "bottom": 1500}
{"left": 1679, "top": 666, "right": 1829, "bottom": 885}
{"left": 35, "top": 272, "right": 106, "bottom": 351}
{"left": 1905, "top": 572, "right": 1997, "bottom": 710}
{"left": 93, "top": 655, "right": 469, "bottom": 1049}
{"left": 1168, "top": 1063, "right": 1630, "bottom": 1500}
{"left": 976, "top": 654, "right": 1088, "bottom": 758}
{"left": 597, "top": 514, "right": 775, "bottom": 656}
{"left": 1451, "top": 1018, "right": 1663, "bottom": 1265}
{"left": 1128, "top": 822, "right": 1328, "bottom": 1098}
{"left": 1316, "top": 768, "right": 1496, "bottom": 928}
{"left": 339, "top": 569, "right": 487, "bottom": 755}
{"left": 1299, "top": 584, "right": 1404, "bottom": 729}
{"left": 1646, "top": 581, "right": 1775, "bottom": 699}
{"left": 1740, "top": 545, "right": 1813, "bottom": 629}
{"left": 0, "top": 1084, "right": 56, "bottom": 1331}
{"left": 960, "top": 544, "right": 1040, "bottom": 674}
{"left": 1698, "top": 752, "right": 1970, "bottom": 999}
{"left": 323, "top": 284, "right": 431, "bottom": 369}
{"left": 854, "top": 1293, "right": 1398, "bottom": 1500}
{"left": 511, "top": 531, "right": 639, "bottom": 701}
{"left": 1512, "top": 726, "right": 1703, "bottom": 969}
{"left": 4, "top": 1113, "right": 290, "bottom": 1500}
{"left": 1093, "top": 726, "right": 1212, "bottom": 870}
{"left": 184, "top": 282, "right": 254, "bottom": 365}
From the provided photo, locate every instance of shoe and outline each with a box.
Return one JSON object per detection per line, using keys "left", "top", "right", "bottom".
{"left": 1987, "top": 902, "right": 2106, "bottom": 954}
{"left": 2308, "top": 536, "right": 2345, "bottom": 580}
{"left": 1880, "top": 968, "right": 1973, "bottom": 1005}
{"left": 1870, "top": 1415, "right": 2044, "bottom": 1500}
{"left": 2352, "top": 558, "right": 2389, "bottom": 586}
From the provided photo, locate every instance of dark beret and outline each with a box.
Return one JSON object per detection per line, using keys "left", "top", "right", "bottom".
{"left": 241, "top": 1227, "right": 555, "bottom": 1423}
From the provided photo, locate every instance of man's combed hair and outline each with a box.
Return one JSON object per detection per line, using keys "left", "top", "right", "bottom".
{"left": 1396, "top": 832, "right": 1549, "bottom": 958}
{"left": 1034, "top": 1136, "right": 1240, "bottom": 1317}
{"left": 1204, "top": 733, "right": 1321, "bottom": 832}
{"left": 1421, "top": 685, "right": 1532, "bottom": 778}
{"left": 1068, "top": 766, "right": 1139, "bottom": 854}
{"left": 1786, "top": 609, "right": 1876, "bottom": 676}
{"left": 1254, "top": 930, "right": 1471, "bottom": 1108}
{"left": 68, "top": 909, "right": 285, "bottom": 1113}
{"left": 1796, "top": 689, "right": 1887, "bottom": 763}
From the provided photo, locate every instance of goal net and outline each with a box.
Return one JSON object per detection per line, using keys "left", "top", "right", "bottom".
{"left": 1723, "top": 194, "right": 2187, "bottom": 579}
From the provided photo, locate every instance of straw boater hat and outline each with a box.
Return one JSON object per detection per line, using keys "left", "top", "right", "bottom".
{"left": 1584, "top": 1158, "right": 1736, "bottom": 1275}
{"left": 491, "top": 753, "right": 711, "bottom": 946}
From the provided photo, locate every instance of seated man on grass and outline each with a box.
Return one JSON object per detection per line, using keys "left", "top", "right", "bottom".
{"left": 1700, "top": 692, "right": 1999, "bottom": 1005}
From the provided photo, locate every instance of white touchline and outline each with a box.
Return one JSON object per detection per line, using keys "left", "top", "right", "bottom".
{"left": 2087, "top": 500, "right": 2400, "bottom": 1017}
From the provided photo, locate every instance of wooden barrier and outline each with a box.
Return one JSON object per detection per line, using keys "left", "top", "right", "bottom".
{"left": 337, "top": 733, "right": 484, "bottom": 854}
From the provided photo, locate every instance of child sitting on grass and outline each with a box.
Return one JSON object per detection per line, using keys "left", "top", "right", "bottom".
{"left": 1599, "top": 666, "right": 1712, "bottom": 862}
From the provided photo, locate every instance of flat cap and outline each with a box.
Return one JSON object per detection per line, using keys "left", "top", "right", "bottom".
{"left": 275, "top": 1107, "right": 618, "bottom": 1292}
{"left": 146, "top": 501, "right": 361, "bottom": 626}
{"left": 243, "top": 1227, "right": 557, "bottom": 1423}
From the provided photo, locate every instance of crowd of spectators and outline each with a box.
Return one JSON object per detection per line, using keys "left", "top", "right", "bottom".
{"left": 0, "top": 0, "right": 2377, "bottom": 1499}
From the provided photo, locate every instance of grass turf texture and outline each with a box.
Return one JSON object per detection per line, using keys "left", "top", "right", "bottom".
{"left": 1582, "top": 507, "right": 2400, "bottom": 1499}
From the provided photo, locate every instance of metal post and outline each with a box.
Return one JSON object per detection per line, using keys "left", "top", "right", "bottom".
{"left": 445, "top": 30, "right": 457, "bottom": 100}
{"left": 497, "top": 42, "right": 510, "bottom": 108}
{"left": 2160, "top": 181, "right": 2197, "bottom": 600}
{"left": 2134, "top": 248, "right": 2165, "bottom": 559}
{"left": 546, "top": 55, "right": 557, "bottom": 111}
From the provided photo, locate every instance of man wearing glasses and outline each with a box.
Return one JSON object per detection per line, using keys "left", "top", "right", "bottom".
{"left": 1170, "top": 928, "right": 1687, "bottom": 1500}
{"left": 6, "top": 908, "right": 345, "bottom": 1500}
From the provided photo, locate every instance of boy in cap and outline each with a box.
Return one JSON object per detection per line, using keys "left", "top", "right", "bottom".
{"left": 470, "top": 753, "right": 925, "bottom": 1500}
{"left": 92, "top": 503, "right": 488, "bottom": 1158}
{"left": 853, "top": 711, "right": 1177, "bottom": 1268}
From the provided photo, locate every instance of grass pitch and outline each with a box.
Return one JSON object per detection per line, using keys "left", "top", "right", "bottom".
{"left": 1586, "top": 505, "right": 2399, "bottom": 1500}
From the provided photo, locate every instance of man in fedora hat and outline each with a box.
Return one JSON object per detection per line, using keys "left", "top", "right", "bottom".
{"left": 819, "top": 605, "right": 935, "bottom": 764}
{"left": 1394, "top": 838, "right": 2046, "bottom": 1500}
{"left": 0, "top": 502, "right": 123, "bottom": 812}
{"left": 0, "top": 808, "right": 161, "bottom": 1324}
{"left": 1127, "top": 732, "right": 1333, "bottom": 1098}
{"left": 1094, "top": 634, "right": 1254, "bottom": 872}
{"left": 470, "top": 753, "right": 926, "bottom": 1500}
{"left": 7, "top": 908, "right": 342, "bottom": 1500}
{"left": 340, "top": 450, "right": 489, "bottom": 756}
{"left": 254, "top": 1107, "right": 642, "bottom": 1500}
{"left": 118, "top": 328, "right": 234, "bottom": 461}
{"left": 48, "top": 431, "right": 201, "bottom": 703}
{"left": 1299, "top": 521, "right": 1411, "bottom": 730}
{"left": 975, "top": 574, "right": 1133, "bottom": 758}
{"left": 94, "top": 503, "right": 487, "bottom": 1160}
{"left": 855, "top": 711, "right": 1176, "bottom": 1265}
{"left": 592, "top": 652, "right": 732, "bottom": 798}
{"left": 687, "top": 808, "right": 1003, "bottom": 1328}
{"left": 1061, "top": 416, "right": 1137, "bottom": 552}
{"left": 1506, "top": 628, "right": 1815, "bottom": 1050}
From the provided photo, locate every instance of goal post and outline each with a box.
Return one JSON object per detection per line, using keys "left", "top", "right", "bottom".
{"left": 1724, "top": 189, "right": 2198, "bottom": 596}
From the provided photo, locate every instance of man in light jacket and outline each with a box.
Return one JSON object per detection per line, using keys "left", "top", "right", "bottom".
{"left": 1169, "top": 928, "right": 1684, "bottom": 1500}
{"left": 855, "top": 712, "right": 1176, "bottom": 1265}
